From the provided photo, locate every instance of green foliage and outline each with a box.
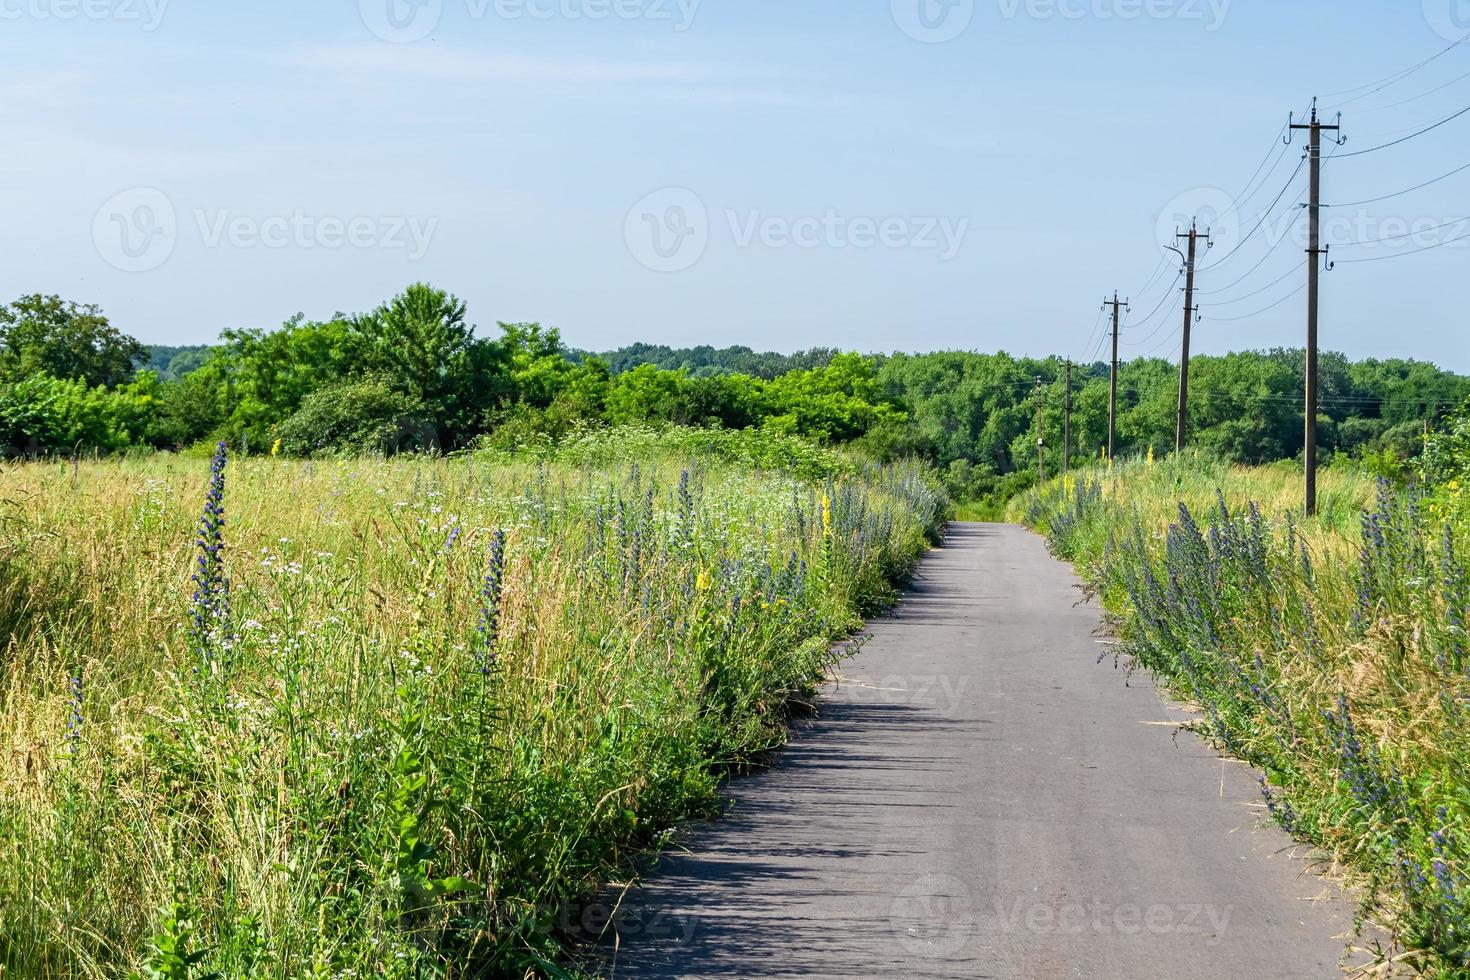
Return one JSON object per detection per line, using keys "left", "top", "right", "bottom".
{"left": 137, "top": 892, "right": 221, "bottom": 980}
{"left": 1015, "top": 461, "right": 1470, "bottom": 975}
{"left": 578, "top": 342, "right": 839, "bottom": 379}
{"left": 274, "top": 377, "right": 427, "bottom": 457}
{"left": 0, "top": 372, "right": 160, "bottom": 454}
{"left": 2, "top": 289, "right": 1466, "bottom": 522}
{"left": 1420, "top": 398, "right": 1470, "bottom": 524}
{"left": 0, "top": 430, "right": 945, "bottom": 977}
{"left": 0, "top": 294, "right": 145, "bottom": 388}
{"left": 357, "top": 283, "right": 508, "bottom": 446}
{"left": 143, "top": 345, "right": 216, "bottom": 381}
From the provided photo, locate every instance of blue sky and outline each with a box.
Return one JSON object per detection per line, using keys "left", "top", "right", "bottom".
{"left": 3, "top": 1, "right": 1469, "bottom": 369}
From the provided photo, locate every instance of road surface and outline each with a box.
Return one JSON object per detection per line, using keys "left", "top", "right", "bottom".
{"left": 600, "top": 523, "right": 1367, "bottom": 979}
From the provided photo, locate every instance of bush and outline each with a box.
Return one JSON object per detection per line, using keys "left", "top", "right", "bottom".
{"left": 274, "top": 377, "right": 431, "bottom": 457}
{"left": 0, "top": 373, "right": 159, "bottom": 455}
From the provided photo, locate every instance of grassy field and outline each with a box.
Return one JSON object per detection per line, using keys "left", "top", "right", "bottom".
{"left": 0, "top": 428, "right": 944, "bottom": 978}
{"left": 1012, "top": 453, "right": 1470, "bottom": 976}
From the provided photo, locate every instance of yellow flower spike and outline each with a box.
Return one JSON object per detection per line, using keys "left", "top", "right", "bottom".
{"left": 821, "top": 494, "right": 833, "bottom": 537}
{"left": 695, "top": 569, "right": 712, "bottom": 592}
{"left": 1147, "top": 444, "right": 1155, "bottom": 466}
{"left": 270, "top": 438, "right": 281, "bottom": 457}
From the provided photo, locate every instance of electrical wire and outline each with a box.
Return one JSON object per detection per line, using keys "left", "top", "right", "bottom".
{"left": 1204, "top": 281, "right": 1306, "bottom": 322}
{"left": 1132, "top": 253, "right": 1171, "bottom": 301}
{"left": 1199, "top": 155, "right": 1307, "bottom": 270}
{"left": 1322, "top": 158, "right": 1470, "bottom": 207}
{"left": 1078, "top": 306, "right": 1107, "bottom": 365}
{"left": 1205, "top": 264, "right": 1300, "bottom": 307}
{"left": 1337, "top": 214, "right": 1470, "bottom": 245}
{"left": 1333, "top": 227, "right": 1470, "bottom": 263}
{"left": 1195, "top": 210, "right": 1300, "bottom": 295}
{"left": 1212, "top": 125, "right": 1294, "bottom": 226}
{"left": 1120, "top": 270, "right": 1184, "bottom": 346}
{"left": 1321, "top": 32, "right": 1470, "bottom": 108}
{"left": 1139, "top": 324, "right": 1183, "bottom": 359}
{"left": 1127, "top": 261, "right": 1183, "bottom": 325}
{"left": 1354, "top": 65, "right": 1470, "bottom": 115}
{"left": 1332, "top": 103, "right": 1470, "bottom": 158}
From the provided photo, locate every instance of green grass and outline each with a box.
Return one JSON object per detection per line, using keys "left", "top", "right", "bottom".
{"left": 1011, "top": 451, "right": 1470, "bottom": 977}
{"left": 0, "top": 428, "right": 945, "bottom": 978}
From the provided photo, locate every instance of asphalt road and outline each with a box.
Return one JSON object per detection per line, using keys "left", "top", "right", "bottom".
{"left": 600, "top": 523, "right": 1368, "bottom": 979}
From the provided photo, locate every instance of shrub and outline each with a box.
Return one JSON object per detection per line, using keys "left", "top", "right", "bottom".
{"left": 273, "top": 377, "right": 430, "bottom": 457}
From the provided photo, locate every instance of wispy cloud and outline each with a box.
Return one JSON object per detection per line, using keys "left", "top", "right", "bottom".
{"left": 289, "top": 43, "right": 703, "bottom": 83}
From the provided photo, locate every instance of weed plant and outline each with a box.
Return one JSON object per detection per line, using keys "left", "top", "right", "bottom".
{"left": 1015, "top": 451, "right": 1469, "bottom": 976}
{"left": 0, "top": 429, "right": 944, "bottom": 978}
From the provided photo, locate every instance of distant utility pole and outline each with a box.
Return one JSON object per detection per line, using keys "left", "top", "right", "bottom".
{"left": 1035, "top": 376, "right": 1046, "bottom": 482}
{"left": 1289, "top": 98, "right": 1343, "bottom": 517}
{"left": 1062, "top": 359, "right": 1072, "bottom": 476}
{"left": 1174, "top": 221, "right": 1210, "bottom": 453}
{"left": 1102, "top": 293, "right": 1128, "bottom": 461}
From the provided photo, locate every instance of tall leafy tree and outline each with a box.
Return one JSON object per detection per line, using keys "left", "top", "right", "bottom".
{"left": 354, "top": 284, "right": 509, "bottom": 446}
{"left": 0, "top": 294, "right": 145, "bottom": 387}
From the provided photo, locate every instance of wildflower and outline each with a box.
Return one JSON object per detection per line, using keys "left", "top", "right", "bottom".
{"left": 64, "top": 672, "right": 83, "bottom": 753}
{"left": 821, "top": 494, "right": 833, "bottom": 538}
{"left": 695, "top": 569, "right": 712, "bottom": 592}
{"left": 190, "top": 442, "right": 230, "bottom": 664}
{"left": 475, "top": 530, "right": 507, "bottom": 674}
{"left": 1147, "top": 444, "right": 1155, "bottom": 466}
{"left": 270, "top": 437, "right": 281, "bottom": 457}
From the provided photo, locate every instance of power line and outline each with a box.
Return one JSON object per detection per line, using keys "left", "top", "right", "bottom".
{"left": 1332, "top": 102, "right": 1470, "bottom": 157}
{"left": 1355, "top": 65, "right": 1470, "bottom": 115}
{"left": 1121, "top": 269, "right": 1184, "bottom": 346}
{"left": 1195, "top": 211, "right": 1300, "bottom": 295}
{"left": 1213, "top": 125, "right": 1294, "bottom": 225}
{"left": 1204, "top": 281, "right": 1307, "bottom": 322}
{"left": 1333, "top": 227, "right": 1470, "bottom": 263}
{"left": 1337, "top": 214, "right": 1470, "bottom": 245}
{"left": 1079, "top": 306, "right": 1108, "bottom": 365}
{"left": 1140, "top": 324, "right": 1182, "bottom": 359}
{"left": 1199, "top": 155, "right": 1307, "bottom": 270}
{"left": 1321, "top": 32, "right": 1470, "bottom": 107}
{"left": 1132, "top": 253, "right": 1172, "bottom": 301}
{"left": 1323, "top": 158, "right": 1470, "bottom": 207}
{"left": 1206, "top": 263, "right": 1299, "bottom": 307}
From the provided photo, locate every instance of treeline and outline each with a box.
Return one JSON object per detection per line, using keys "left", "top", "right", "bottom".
{"left": 567, "top": 342, "right": 841, "bottom": 379}
{"left": 2, "top": 284, "right": 1464, "bottom": 501}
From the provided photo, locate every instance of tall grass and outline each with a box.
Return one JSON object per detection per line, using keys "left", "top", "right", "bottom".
{"left": 0, "top": 428, "right": 945, "bottom": 978}
{"left": 1013, "top": 452, "right": 1470, "bottom": 977}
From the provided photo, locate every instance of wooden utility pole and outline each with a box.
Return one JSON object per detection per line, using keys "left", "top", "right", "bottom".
{"left": 1175, "top": 222, "right": 1210, "bottom": 453}
{"left": 1103, "top": 293, "right": 1128, "bottom": 461}
{"left": 1289, "top": 99, "right": 1342, "bottom": 517}
{"left": 1063, "top": 360, "right": 1072, "bottom": 476}
{"left": 1035, "top": 376, "right": 1045, "bottom": 482}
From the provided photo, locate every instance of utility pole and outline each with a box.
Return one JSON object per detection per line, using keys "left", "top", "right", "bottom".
{"left": 1289, "top": 98, "right": 1343, "bottom": 517}
{"left": 1035, "top": 376, "right": 1045, "bottom": 482}
{"left": 1174, "top": 221, "right": 1210, "bottom": 453}
{"left": 1062, "top": 359, "right": 1072, "bottom": 476}
{"left": 1102, "top": 293, "right": 1128, "bottom": 461}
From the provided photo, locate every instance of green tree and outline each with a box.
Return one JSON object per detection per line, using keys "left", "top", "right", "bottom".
{"left": 356, "top": 284, "right": 504, "bottom": 444}
{"left": 0, "top": 294, "right": 145, "bottom": 387}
